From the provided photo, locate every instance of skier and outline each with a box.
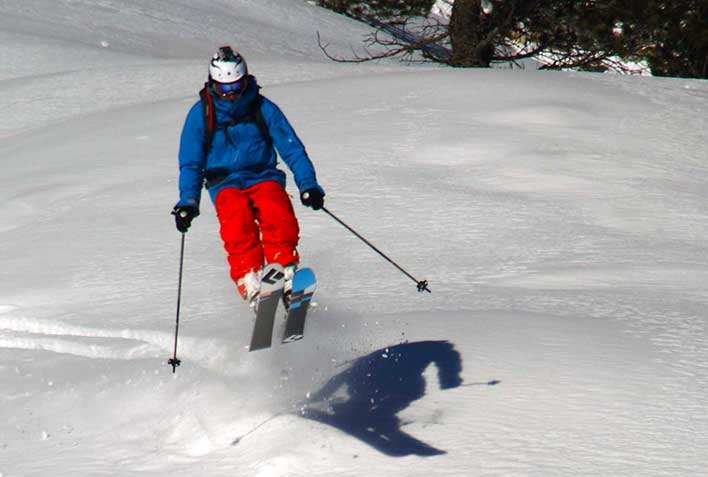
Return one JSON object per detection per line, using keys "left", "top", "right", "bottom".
{"left": 173, "top": 46, "right": 325, "bottom": 304}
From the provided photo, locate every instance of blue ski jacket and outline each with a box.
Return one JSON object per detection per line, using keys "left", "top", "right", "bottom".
{"left": 176, "top": 76, "right": 324, "bottom": 209}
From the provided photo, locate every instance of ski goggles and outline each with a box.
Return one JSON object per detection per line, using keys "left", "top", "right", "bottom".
{"left": 211, "top": 78, "right": 246, "bottom": 98}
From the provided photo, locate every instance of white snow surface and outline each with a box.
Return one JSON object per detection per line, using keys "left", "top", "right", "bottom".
{"left": 1, "top": 1, "right": 708, "bottom": 476}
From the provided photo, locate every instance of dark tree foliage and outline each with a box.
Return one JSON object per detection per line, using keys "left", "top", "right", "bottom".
{"left": 317, "top": 0, "right": 434, "bottom": 21}
{"left": 637, "top": 1, "right": 708, "bottom": 78}
{"left": 316, "top": 0, "right": 708, "bottom": 79}
{"left": 576, "top": 0, "right": 708, "bottom": 78}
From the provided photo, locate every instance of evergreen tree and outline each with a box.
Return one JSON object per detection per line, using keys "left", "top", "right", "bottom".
{"left": 317, "top": 0, "right": 708, "bottom": 78}
{"left": 636, "top": 1, "right": 708, "bottom": 78}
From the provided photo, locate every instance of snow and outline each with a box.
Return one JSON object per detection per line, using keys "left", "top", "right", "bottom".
{"left": 1, "top": 0, "right": 708, "bottom": 476}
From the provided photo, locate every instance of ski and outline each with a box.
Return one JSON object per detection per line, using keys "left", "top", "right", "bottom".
{"left": 249, "top": 263, "right": 285, "bottom": 351}
{"left": 282, "top": 268, "right": 317, "bottom": 344}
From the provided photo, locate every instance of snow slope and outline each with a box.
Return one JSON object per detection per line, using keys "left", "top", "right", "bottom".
{"left": 1, "top": 1, "right": 707, "bottom": 476}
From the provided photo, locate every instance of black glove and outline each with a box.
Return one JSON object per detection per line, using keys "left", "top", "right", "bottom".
{"left": 301, "top": 188, "right": 324, "bottom": 210}
{"left": 172, "top": 206, "right": 199, "bottom": 233}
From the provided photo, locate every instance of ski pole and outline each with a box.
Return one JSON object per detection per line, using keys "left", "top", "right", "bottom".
{"left": 168, "top": 232, "right": 186, "bottom": 373}
{"left": 321, "top": 206, "right": 431, "bottom": 293}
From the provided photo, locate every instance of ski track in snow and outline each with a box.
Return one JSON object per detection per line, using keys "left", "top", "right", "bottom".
{"left": 0, "top": 308, "right": 162, "bottom": 359}
{"left": 0, "top": 306, "right": 233, "bottom": 367}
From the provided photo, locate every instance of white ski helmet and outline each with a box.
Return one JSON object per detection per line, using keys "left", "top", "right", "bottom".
{"left": 208, "top": 46, "right": 247, "bottom": 83}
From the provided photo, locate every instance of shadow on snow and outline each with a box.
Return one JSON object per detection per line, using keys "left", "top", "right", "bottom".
{"left": 302, "top": 340, "right": 470, "bottom": 457}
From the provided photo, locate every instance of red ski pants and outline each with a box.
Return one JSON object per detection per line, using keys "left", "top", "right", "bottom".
{"left": 215, "top": 181, "right": 300, "bottom": 287}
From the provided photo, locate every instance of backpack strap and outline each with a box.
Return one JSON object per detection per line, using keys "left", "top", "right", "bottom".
{"left": 252, "top": 95, "right": 273, "bottom": 149}
{"left": 199, "top": 87, "right": 272, "bottom": 156}
{"left": 199, "top": 84, "right": 215, "bottom": 157}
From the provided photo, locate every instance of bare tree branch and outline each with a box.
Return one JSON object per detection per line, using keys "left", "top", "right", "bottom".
{"left": 317, "top": 16, "right": 451, "bottom": 65}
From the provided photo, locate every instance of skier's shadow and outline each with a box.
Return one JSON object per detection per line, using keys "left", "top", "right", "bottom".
{"left": 302, "top": 340, "right": 464, "bottom": 457}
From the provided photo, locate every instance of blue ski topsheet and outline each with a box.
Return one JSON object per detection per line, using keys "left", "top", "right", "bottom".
{"left": 283, "top": 268, "right": 316, "bottom": 343}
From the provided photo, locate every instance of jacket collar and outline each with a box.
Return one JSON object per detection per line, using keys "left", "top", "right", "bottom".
{"left": 210, "top": 75, "right": 260, "bottom": 119}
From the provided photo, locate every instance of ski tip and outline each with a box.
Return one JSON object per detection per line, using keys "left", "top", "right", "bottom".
{"left": 292, "top": 268, "right": 317, "bottom": 291}
{"left": 295, "top": 267, "right": 316, "bottom": 279}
